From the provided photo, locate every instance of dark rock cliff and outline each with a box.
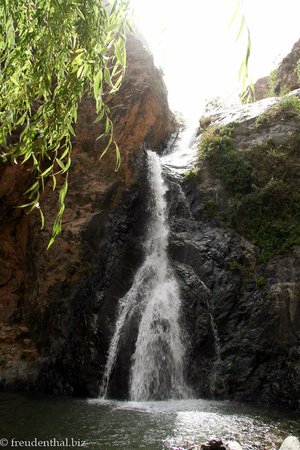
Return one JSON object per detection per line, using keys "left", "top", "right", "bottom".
{"left": 179, "top": 91, "right": 300, "bottom": 410}
{"left": 168, "top": 177, "right": 300, "bottom": 410}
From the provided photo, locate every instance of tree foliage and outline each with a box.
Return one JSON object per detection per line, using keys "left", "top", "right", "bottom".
{"left": 0, "top": 0, "right": 130, "bottom": 247}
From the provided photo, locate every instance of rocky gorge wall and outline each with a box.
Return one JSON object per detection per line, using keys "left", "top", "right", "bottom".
{"left": 168, "top": 173, "right": 300, "bottom": 410}
{"left": 0, "top": 35, "right": 175, "bottom": 392}
{"left": 179, "top": 89, "right": 300, "bottom": 410}
{"left": 35, "top": 88, "right": 300, "bottom": 409}
{"left": 0, "top": 31, "right": 299, "bottom": 413}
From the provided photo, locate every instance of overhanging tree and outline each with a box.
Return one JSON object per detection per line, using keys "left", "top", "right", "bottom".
{"left": 0, "top": 0, "right": 251, "bottom": 248}
{"left": 0, "top": 0, "right": 130, "bottom": 247}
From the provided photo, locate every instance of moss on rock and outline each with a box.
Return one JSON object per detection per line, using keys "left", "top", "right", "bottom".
{"left": 196, "top": 119, "right": 300, "bottom": 262}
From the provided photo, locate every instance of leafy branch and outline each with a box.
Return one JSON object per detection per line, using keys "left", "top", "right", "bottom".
{"left": 0, "top": 0, "right": 130, "bottom": 247}
{"left": 229, "top": 0, "right": 253, "bottom": 102}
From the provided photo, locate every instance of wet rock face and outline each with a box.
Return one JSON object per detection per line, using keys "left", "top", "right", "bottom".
{"left": 166, "top": 163, "right": 300, "bottom": 410}
{"left": 171, "top": 91, "right": 300, "bottom": 409}
{"left": 35, "top": 166, "right": 149, "bottom": 396}
{"left": 166, "top": 174, "right": 255, "bottom": 398}
{"left": 217, "top": 248, "right": 300, "bottom": 409}
{"left": 0, "top": 36, "right": 175, "bottom": 391}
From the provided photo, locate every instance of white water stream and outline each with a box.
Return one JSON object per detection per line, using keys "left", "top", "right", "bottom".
{"left": 161, "top": 120, "right": 199, "bottom": 174}
{"left": 100, "top": 150, "right": 189, "bottom": 401}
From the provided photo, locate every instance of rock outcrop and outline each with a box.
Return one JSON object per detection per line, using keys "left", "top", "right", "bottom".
{"left": 254, "top": 37, "right": 300, "bottom": 100}
{"left": 177, "top": 91, "right": 300, "bottom": 410}
{"left": 0, "top": 35, "right": 175, "bottom": 391}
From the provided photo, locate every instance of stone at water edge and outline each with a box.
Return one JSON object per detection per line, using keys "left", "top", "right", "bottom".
{"left": 199, "top": 438, "right": 242, "bottom": 450}
{"left": 226, "top": 442, "right": 243, "bottom": 450}
{"left": 279, "top": 436, "right": 300, "bottom": 450}
{"left": 200, "top": 438, "right": 227, "bottom": 449}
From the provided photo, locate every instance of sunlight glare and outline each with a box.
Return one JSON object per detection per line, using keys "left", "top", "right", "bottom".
{"left": 131, "top": 0, "right": 300, "bottom": 118}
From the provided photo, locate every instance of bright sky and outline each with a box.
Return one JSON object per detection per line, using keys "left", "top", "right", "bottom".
{"left": 130, "top": 0, "right": 300, "bottom": 117}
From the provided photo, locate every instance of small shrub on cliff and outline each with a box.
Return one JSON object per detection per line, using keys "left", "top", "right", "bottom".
{"left": 199, "top": 115, "right": 212, "bottom": 131}
{"left": 248, "top": 141, "right": 292, "bottom": 188}
{"left": 184, "top": 167, "right": 201, "bottom": 182}
{"left": 255, "top": 95, "right": 300, "bottom": 128}
{"left": 297, "top": 59, "right": 300, "bottom": 83}
{"left": 256, "top": 275, "right": 266, "bottom": 288}
{"left": 199, "top": 124, "right": 235, "bottom": 158}
{"left": 198, "top": 119, "right": 300, "bottom": 261}
{"left": 199, "top": 124, "right": 253, "bottom": 194}
{"left": 275, "top": 95, "right": 300, "bottom": 117}
{"left": 228, "top": 260, "right": 246, "bottom": 273}
{"left": 225, "top": 179, "right": 300, "bottom": 262}
{"left": 267, "top": 69, "right": 280, "bottom": 97}
{"left": 201, "top": 198, "right": 218, "bottom": 218}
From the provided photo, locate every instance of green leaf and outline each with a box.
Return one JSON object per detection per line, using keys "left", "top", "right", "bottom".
{"left": 100, "top": 135, "right": 113, "bottom": 159}
{"left": 94, "top": 108, "right": 105, "bottom": 123}
{"left": 235, "top": 16, "right": 245, "bottom": 41}
{"left": 60, "top": 146, "right": 70, "bottom": 160}
{"left": 116, "top": 43, "right": 125, "bottom": 67}
{"left": 110, "top": 73, "right": 123, "bottom": 93}
{"left": 52, "top": 174, "right": 57, "bottom": 191}
{"left": 77, "top": 65, "right": 84, "bottom": 79}
{"left": 239, "top": 58, "right": 246, "bottom": 81}
{"left": 93, "top": 69, "right": 103, "bottom": 99}
{"left": 68, "top": 123, "right": 76, "bottom": 136}
{"left": 17, "top": 200, "right": 37, "bottom": 209}
{"left": 114, "top": 142, "right": 121, "bottom": 171}
{"left": 56, "top": 158, "right": 66, "bottom": 171}
{"left": 10, "top": 75, "right": 19, "bottom": 86}
{"left": 24, "top": 181, "right": 39, "bottom": 196}
{"left": 110, "top": 0, "right": 118, "bottom": 15}
{"left": 104, "top": 67, "right": 111, "bottom": 85}
{"left": 59, "top": 177, "right": 68, "bottom": 203}
{"left": 39, "top": 206, "right": 45, "bottom": 230}
{"left": 16, "top": 111, "right": 27, "bottom": 125}
{"left": 40, "top": 165, "right": 53, "bottom": 177}
{"left": 71, "top": 53, "right": 83, "bottom": 66}
{"left": 228, "top": 0, "right": 241, "bottom": 30}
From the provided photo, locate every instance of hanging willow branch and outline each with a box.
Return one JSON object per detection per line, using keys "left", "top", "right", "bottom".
{"left": 0, "top": 0, "right": 130, "bottom": 247}
{"left": 229, "top": 0, "right": 253, "bottom": 102}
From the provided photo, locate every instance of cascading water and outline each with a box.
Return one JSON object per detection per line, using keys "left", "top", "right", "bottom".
{"left": 99, "top": 150, "right": 189, "bottom": 401}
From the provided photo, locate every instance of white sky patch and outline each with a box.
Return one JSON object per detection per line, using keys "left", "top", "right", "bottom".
{"left": 130, "top": 0, "right": 300, "bottom": 117}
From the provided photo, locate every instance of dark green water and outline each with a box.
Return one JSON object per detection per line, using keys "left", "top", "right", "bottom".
{"left": 0, "top": 393, "right": 299, "bottom": 449}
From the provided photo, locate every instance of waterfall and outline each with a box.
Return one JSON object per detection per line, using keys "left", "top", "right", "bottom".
{"left": 99, "top": 150, "right": 189, "bottom": 401}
